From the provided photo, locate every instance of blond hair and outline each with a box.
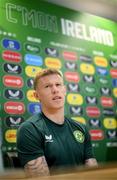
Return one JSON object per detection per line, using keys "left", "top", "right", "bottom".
{"left": 34, "top": 68, "right": 63, "bottom": 90}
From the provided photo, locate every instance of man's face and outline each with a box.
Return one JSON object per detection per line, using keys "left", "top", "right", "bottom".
{"left": 35, "top": 74, "right": 66, "bottom": 111}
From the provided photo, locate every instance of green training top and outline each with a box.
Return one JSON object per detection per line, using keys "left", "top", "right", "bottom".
{"left": 17, "top": 112, "right": 94, "bottom": 173}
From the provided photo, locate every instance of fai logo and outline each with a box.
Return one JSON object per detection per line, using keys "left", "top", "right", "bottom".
{"left": 73, "top": 130, "right": 85, "bottom": 143}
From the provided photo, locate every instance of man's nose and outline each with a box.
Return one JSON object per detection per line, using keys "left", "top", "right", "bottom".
{"left": 51, "top": 85, "right": 58, "bottom": 93}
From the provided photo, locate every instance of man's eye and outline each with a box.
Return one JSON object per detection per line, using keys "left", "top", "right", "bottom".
{"left": 45, "top": 85, "right": 49, "bottom": 88}
{"left": 56, "top": 83, "right": 61, "bottom": 86}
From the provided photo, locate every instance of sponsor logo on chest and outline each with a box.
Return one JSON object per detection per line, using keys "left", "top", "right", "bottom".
{"left": 45, "top": 135, "right": 53, "bottom": 143}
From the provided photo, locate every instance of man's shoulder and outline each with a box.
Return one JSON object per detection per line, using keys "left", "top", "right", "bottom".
{"left": 27, "top": 113, "right": 42, "bottom": 122}
{"left": 66, "top": 116, "right": 87, "bottom": 132}
{"left": 18, "top": 113, "right": 44, "bottom": 130}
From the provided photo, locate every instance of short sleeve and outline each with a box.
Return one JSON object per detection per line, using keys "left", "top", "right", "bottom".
{"left": 17, "top": 122, "right": 44, "bottom": 167}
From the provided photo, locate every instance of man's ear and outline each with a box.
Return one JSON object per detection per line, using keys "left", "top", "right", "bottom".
{"left": 34, "top": 91, "right": 40, "bottom": 100}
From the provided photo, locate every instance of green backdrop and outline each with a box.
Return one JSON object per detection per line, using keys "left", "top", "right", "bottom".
{"left": 0, "top": 0, "right": 117, "bottom": 166}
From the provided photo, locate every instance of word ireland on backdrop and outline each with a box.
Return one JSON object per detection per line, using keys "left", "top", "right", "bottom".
{"left": 6, "top": 3, "right": 114, "bottom": 47}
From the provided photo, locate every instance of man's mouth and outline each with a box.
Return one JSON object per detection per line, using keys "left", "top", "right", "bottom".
{"left": 52, "top": 96, "right": 62, "bottom": 100}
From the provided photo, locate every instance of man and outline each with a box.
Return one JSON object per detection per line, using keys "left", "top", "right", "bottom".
{"left": 17, "top": 68, "right": 98, "bottom": 177}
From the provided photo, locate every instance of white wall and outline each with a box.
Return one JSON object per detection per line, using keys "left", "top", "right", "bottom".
{"left": 46, "top": 0, "right": 117, "bottom": 22}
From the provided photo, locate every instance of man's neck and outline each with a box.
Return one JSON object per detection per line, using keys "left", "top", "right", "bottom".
{"left": 42, "top": 108, "right": 64, "bottom": 125}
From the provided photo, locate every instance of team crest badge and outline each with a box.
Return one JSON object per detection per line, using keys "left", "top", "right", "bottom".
{"left": 73, "top": 130, "right": 84, "bottom": 143}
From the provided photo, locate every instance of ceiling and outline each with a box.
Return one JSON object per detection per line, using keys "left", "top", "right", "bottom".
{"left": 45, "top": 0, "right": 117, "bottom": 22}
